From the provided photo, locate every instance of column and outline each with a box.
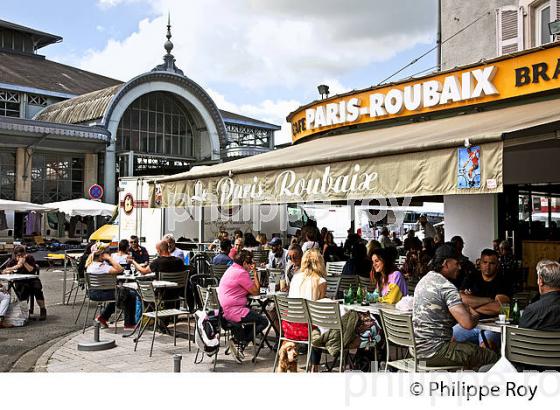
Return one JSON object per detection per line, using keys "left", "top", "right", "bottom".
{"left": 83, "top": 153, "right": 98, "bottom": 198}
{"left": 104, "top": 140, "right": 116, "bottom": 204}
{"left": 15, "top": 147, "right": 32, "bottom": 202}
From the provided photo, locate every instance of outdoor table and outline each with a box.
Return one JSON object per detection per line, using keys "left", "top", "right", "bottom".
{"left": 342, "top": 302, "right": 401, "bottom": 315}
{"left": 248, "top": 291, "right": 287, "bottom": 361}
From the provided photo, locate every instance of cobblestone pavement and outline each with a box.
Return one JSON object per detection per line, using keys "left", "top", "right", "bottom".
{"left": 41, "top": 321, "right": 277, "bottom": 373}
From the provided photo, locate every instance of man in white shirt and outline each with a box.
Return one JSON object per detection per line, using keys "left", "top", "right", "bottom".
{"left": 163, "top": 233, "right": 185, "bottom": 259}
{"left": 266, "top": 237, "right": 288, "bottom": 270}
{"left": 415, "top": 214, "right": 437, "bottom": 239}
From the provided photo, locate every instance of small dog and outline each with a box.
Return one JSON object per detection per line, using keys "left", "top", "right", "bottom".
{"left": 276, "top": 341, "right": 299, "bottom": 372}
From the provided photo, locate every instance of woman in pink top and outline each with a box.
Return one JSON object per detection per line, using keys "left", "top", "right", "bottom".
{"left": 217, "top": 249, "right": 268, "bottom": 362}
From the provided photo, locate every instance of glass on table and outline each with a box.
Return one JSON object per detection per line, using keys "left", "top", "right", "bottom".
{"left": 499, "top": 303, "right": 510, "bottom": 321}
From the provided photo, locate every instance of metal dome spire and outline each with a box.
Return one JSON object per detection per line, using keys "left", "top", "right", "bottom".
{"left": 152, "top": 12, "right": 184, "bottom": 75}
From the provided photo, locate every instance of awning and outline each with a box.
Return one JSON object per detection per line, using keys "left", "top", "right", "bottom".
{"left": 0, "top": 199, "right": 56, "bottom": 212}
{"left": 42, "top": 198, "right": 116, "bottom": 217}
{"left": 154, "top": 99, "right": 560, "bottom": 207}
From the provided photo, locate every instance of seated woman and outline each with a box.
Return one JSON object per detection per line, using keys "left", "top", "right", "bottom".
{"left": 0, "top": 283, "right": 10, "bottom": 327}
{"left": 370, "top": 247, "right": 407, "bottom": 304}
{"left": 2, "top": 245, "right": 47, "bottom": 320}
{"left": 85, "top": 243, "right": 136, "bottom": 330}
{"left": 286, "top": 248, "right": 327, "bottom": 372}
{"left": 111, "top": 239, "right": 130, "bottom": 267}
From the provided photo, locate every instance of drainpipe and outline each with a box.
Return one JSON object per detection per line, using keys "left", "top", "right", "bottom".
{"left": 437, "top": 0, "right": 442, "bottom": 71}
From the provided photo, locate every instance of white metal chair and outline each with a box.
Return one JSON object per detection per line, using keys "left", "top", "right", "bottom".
{"left": 505, "top": 327, "right": 560, "bottom": 370}
{"left": 379, "top": 309, "right": 463, "bottom": 372}
{"left": 134, "top": 281, "right": 186, "bottom": 357}
{"left": 210, "top": 264, "right": 228, "bottom": 282}
{"left": 78, "top": 272, "right": 121, "bottom": 334}
{"left": 326, "top": 261, "right": 345, "bottom": 276}
{"left": 273, "top": 295, "right": 311, "bottom": 372}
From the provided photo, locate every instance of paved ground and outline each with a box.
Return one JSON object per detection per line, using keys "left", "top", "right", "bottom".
{"left": 39, "top": 321, "right": 276, "bottom": 373}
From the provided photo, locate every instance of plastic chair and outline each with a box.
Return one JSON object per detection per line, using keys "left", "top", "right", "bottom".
{"left": 273, "top": 295, "right": 311, "bottom": 372}
{"left": 326, "top": 261, "right": 345, "bottom": 276}
{"left": 304, "top": 299, "right": 346, "bottom": 372}
{"left": 379, "top": 309, "right": 463, "bottom": 372}
{"left": 505, "top": 327, "right": 560, "bottom": 369}
{"left": 134, "top": 281, "right": 186, "bottom": 357}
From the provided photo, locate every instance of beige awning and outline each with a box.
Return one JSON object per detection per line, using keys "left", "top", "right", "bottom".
{"left": 154, "top": 99, "right": 560, "bottom": 207}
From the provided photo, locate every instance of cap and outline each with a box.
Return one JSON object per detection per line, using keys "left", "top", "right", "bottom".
{"left": 268, "top": 237, "right": 282, "bottom": 247}
{"left": 433, "top": 243, "right": 459, "bottom": 264}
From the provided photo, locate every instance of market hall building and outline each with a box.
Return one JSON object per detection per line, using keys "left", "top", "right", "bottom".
{"left": 0, "top": 19, "right": 280, "bottom": 206}
{"left": 154, "top": 41, "right": 560, "bottom": 288}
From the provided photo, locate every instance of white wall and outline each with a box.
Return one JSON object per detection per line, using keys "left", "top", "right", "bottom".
{"left": 444, "top": 194, "right": 498, "bottom": 261}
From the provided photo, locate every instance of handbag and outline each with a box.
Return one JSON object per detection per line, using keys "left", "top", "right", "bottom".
{"left": 115, "top": 285, "right": 129, "bottom": 309}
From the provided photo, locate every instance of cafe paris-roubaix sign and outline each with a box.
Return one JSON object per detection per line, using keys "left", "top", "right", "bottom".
{"left": 288, "top": 44, "right": 560, "bottom": 142}
{"left": 154, "top": 44, "right": 559, "bottom": 208}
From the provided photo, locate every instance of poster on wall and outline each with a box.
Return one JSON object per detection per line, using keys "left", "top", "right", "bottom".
{"left": 457, "top": 146, "right": 481, "bottom": 189}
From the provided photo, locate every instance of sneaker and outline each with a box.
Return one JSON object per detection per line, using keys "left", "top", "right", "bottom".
{"left": 94, "top": 316, "right": 109, "bottom": 328}
{"left": 228, "top": 339, "right": 243, "bottom": 364}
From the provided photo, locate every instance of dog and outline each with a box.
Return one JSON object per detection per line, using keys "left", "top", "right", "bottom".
{"left": 276, "top": 341, "right": 299, "bottom": 372}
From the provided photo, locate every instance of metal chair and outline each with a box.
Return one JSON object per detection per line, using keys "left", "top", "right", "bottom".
{"left": 134, "top": 281, "right": 186, "bottom": 357}
{"left": 210, "top": 264, "right": 229, "bottom": 282}
{"left": 189, "top": 274, "right": 219, "bottom": 310}
{"left": 65, "top": 256, "right": 85, "bottom": 306}
{"left": 406, "top": 277, "right": 420, "bottom": 296}
{"left": 336, "top": 275, "right": 359, "bottom": 299}
{"left": 358, "top": 276, "right": 373, "bottom": 293}
{"left": 158, "top": 270, "right": 193, "bottom": 349}
{"left": 252, "top": 249, "right": 269, "bottom": 265}
{"left": 197, "top": 285, "right": 220, "bottom": 311}
{"left": 325, "top": 276, "right": 341, "bottom": 299}
{"left": 273, "top": 295, "right": 311, "bottom": 372}
{"left": 78, "top": 272, "right": 120, "bottom": 334}
{"left": 190, "top": 253, "right": 212, "bottom": 275}
{"left": 505, "top": 327, "right": 560, "bottom": 369}
{"left": 326, "top": 261, "right": 345, "bottom": 276}
{"left": 378, "top": 309, "right": 463, "bottom": 372}
{"left": 304, "top": 299, "right": 346, "bottom": 372}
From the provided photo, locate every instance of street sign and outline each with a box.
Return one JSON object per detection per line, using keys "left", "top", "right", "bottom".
{"left": 88, "top": 184, "right": 104, "bottom": 200}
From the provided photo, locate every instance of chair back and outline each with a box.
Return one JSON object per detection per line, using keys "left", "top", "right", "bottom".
{"left": 190, "top": 253, "right": 212, "bottom": 275}
{"left": 326, "top": 261, "right": 345, "bottom": 276}
{"left": 158, "top": 270, "right": 188, "bottom": 287}
{"left": 274, "top": 295, "right": 308, "bottom": 325}
{"left": 197, "top": 285, "right": 220, "bottom": 310}
{"left": 325, "top": 276, "right": 341, "bottom": 299}
{"left": 252, "top": 249, "right": 269, "bottom": 265}
{"left": 407, "top": 277, "right": 419, "bottom": 296}
{"left": 86, "top": 272, "right": 116, "bottom": 292}
{"left": 304, "top": 300, "right": 343, "bottom": 332}
{"left": 337, "top": 275, "right": 359, "bottom": 297}
{"left": 268, "top": 268, "right": 284, "bottom": 284}
{"left": 137, "top": 281, "right": 157, "bottom": 305}
{"left": 505, "top": 327, "right": 560, "bottom": 368}
{"left": 211, "top": 264, "right": 229, "bottom": 281}
{"left": 379, "top": 309, "right": 415, "bottom": 350}
{"left": 358, "top": 276, "right": 373, "bottom": 292}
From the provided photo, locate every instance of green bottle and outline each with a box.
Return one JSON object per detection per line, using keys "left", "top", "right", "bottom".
{"left": 511, "top": 298, "right": 520, "bottom": 324}
{"left": 348, "top": 284, "right": 354, "bottom": 303}
{"left": 356, "top": 285, "right": 364, "bottom": 304}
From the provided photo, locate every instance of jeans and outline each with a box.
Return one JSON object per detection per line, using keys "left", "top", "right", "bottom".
{"left": 89, "top": 289, "right": 136, "bottom": 326}
{"left": 14, "top": 278, "right": 44, "bottom": 302}
{"left": 0, "top": 291, "right": 10, "bottom": 317}
{"left": 452, "top": 324, "right": 501, "bottom": 349}
{"left": 233, "top": 310, "right": 269, "bottom": 344}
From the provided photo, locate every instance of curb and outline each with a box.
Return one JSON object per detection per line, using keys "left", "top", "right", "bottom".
{"left": 32, "top": 329, "right": 84, "bottom": 372}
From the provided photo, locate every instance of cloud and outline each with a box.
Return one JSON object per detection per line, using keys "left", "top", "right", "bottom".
{"left": 96, "top": 25, "right": 105, "bottom": 32}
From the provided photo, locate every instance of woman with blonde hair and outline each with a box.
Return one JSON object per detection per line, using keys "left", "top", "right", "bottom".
{"left": 286, "top": 248, "right": 327, "bottom": 371}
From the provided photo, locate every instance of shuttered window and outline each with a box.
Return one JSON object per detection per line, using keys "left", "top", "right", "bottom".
{"left": 496, "top": 6, "right": 524, "bottom": 56}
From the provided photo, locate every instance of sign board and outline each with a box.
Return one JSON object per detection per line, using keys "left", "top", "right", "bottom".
{"left": 287, "top": 43, "right": 560, "bottom": 142}
{"left": 88, "top": 184, "right": 104, "bottom": 200}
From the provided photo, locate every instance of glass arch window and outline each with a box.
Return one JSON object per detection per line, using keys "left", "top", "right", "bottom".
{"left": 116, "top": 91, "right": 195, "bottom": 157}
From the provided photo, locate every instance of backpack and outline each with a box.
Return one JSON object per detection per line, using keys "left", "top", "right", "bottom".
{"left": 194, "top": 309, "right": 220, "bottom": 358}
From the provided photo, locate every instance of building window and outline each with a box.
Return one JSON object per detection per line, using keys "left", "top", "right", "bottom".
{"left": 535, "top": 3, "right": 552, "bottom": 45}
{"left": 0, "top": 90, "right": 20, "bottom": 117}
{"left": 0, "top": 151, "right": 16, "bottom": 200}
{"left": 28, "top": 94, "right": 48, "bottom": 107}
{"left": 31, "top": 153, "right": 84, "bottom": 203}
{"left": 225, "top": 124, "right": 272, "bottom": 147}
{"left": 116, "top": 91, "right": 195, "bottom": 158}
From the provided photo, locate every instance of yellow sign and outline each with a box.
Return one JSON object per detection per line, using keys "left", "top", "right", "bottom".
{"left": 287, "top": 44, "right": 560, "bottom": 143}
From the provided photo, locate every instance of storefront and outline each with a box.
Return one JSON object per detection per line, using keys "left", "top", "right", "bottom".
{"left": 153, "top": 42, "right": 560, "bottom": 287}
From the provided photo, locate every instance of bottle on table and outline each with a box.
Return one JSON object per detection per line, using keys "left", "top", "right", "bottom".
{"left": 356, "top": 285, "right": 364, "bottom": 304}
{"left": 511, "top": 298, "right": 520, "bottom": 324}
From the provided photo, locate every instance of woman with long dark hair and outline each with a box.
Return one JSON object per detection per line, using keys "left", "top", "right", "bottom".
{"left": 370, "top": 247, "right": 407, "bottom": 304}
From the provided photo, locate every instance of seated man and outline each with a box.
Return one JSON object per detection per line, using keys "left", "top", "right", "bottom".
{"left": 453, "top": 249, "right": 511, "bottom": 350}
{"left": 413, "top": 244, "right": 498, "bottom": 370}
{"left": 212, "top": 240, "right": 233, "bottom": 266}
{"left": 266, "top": 237, "right": 288, "bottom": 270}
{"left": 519, "top": 260, "right": 560, "bottom": 330}
{"left": 163, "top": 233, "right": 185, "bottom": 260}
{"left": 284, "top": 244, "right": 303, "bottom": 290}
{"left": 217, "top": 250, "right": 267, "bottom": 362}
{"left": 2, "top": 245, "right": 47, "bottom": 320}
{"left": 129, "top": 235, "right": 149, "bottom": 264}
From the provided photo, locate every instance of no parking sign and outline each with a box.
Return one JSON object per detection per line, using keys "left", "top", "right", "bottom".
{"left": 88, "top": 184, "right": 104, "bottom": 200}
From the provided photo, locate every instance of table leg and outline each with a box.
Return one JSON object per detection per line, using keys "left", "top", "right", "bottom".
{"left": 62, "top": 256, "right": 68, "bottom": 305}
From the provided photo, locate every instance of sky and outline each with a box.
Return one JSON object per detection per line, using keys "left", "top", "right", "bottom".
{"left": 3, "top": 0, "right": 439, "bottom": 144}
